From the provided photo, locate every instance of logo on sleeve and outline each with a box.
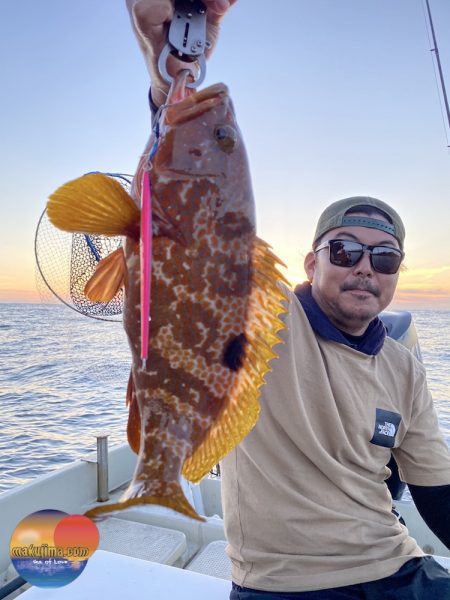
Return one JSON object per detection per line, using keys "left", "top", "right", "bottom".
{"left": 370, "top": 409, "right": 401, "bottom": 448}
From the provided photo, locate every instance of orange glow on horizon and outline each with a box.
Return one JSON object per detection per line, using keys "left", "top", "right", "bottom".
{"left": 1, "top": 265, "right": 449, "bottom": 309}
{"left": 282, "top": 264, "right": 450, "bottom": 310}
{"left": 0, "top": 288, "right": 48, "bottom": 304}
{"left": 394, "top": 266, "right": 450, "bottom": 309}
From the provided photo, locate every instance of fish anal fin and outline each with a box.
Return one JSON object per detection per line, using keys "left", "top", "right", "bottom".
{"left": 182, "top": 237, "right": 291, "bottom": 483}
{"left": 84, "top": 247, "right": 126, "bottom": 302}
{"left": 126, "top": 371, "right": 141, "bottom": 455}
{"left": 47, "top": 173, "right": 140, "bottom": 239}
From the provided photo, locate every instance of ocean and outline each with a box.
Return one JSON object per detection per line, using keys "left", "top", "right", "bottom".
{"left": 0, "top": 303, "right": 449, "bottom": 494}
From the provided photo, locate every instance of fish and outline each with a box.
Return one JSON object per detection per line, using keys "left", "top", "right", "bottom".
{"left": 46, "top": 74, "right": 289, "bottom": 521}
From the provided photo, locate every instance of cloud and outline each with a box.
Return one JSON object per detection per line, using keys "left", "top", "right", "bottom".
{"left": 394, "top": 266, "right": 450, "bottom": 308}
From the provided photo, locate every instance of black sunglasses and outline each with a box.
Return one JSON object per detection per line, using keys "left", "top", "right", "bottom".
{"left": 315, "top": 239, "right": 404, "bottom": 274}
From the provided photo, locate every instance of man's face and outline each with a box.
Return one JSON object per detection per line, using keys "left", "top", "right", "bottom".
{"left": 304, "top": 216, "right": 401, "bottom": 335}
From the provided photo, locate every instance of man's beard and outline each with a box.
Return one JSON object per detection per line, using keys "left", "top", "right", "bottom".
{"left": 336, "top": 279, "right": 381, "bottom": 325}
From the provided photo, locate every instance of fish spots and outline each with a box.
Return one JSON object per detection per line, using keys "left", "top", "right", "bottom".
{"left": 126, "top": 253, "right": 139, "bottom": 270}
{"left": 215, "top": 212, "right": 253, "bottom": 241}
{"left": 118, "top": 86, "right": 261, "bottom": 518}
{"left": 172, "top": 298, "right": 219, "bottom": 351}
{"left": 194, "top": 322, "right": 209, "bottom": 348}
{"left": 152, "top": 260, "right": 174, "bottom": 286}
{"left": 150, "top": 329, "right": 231, "bottom": 406}
{"left": 223, "top": 333, "right": 247, "bottom": 371}
{"left": 160, "top": 246, "right": 193, "bottom": 286}
{"left": 146, "top": 398, "right": 165, "bottom": 414}
{"left": 208, "top": 257, "right": 252, "bottom": 297}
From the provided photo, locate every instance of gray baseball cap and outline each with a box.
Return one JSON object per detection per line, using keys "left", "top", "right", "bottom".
{"left": 313, "top": 196, "right": 405, "bottom": 249}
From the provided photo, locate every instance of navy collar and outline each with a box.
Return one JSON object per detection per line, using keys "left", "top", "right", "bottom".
{"left": 294, "top": 282, "right": 386, "bottom": 356}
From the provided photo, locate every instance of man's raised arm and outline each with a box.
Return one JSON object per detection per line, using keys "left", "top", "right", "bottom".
{"left": 126, "top": 0, "right": 236, "bottom": 108}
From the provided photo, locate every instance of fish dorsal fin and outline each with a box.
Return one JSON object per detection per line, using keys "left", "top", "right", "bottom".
{"left": 84, "top": 247, "right": 126, "bottom": 302}
{"left": 126, "top": 371, "right": 141, "bottom": 455}
{"left": 47, "top": 173, "right": 140, "bottom": 238}
{"left": 182, "top": 236, "right": 291, "bottom": 483}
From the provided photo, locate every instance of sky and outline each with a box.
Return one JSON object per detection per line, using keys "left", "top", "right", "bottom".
{"left": 0, "top": 0, "right": 449, "bottom": 309}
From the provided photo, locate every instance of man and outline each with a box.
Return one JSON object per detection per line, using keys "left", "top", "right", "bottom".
{"left": 125, "top": 2, "right": 450, "bottom": 597}
{"left": 221, "top": 197, "right": 450, "bottom": 598}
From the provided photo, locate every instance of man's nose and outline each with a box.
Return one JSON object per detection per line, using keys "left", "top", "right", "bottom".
{"left": 353, "top": 250, "right": 373, "bottom": 276}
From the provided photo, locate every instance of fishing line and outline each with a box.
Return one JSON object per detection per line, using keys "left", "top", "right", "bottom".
{"left": 421, "top": 0, "right": 450, "bottom": 151}
{"left": 84, "top": 236, "right": 102, "bottom": 262}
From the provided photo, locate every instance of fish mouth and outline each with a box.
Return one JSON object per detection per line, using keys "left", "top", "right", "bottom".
{"left": 164, "top": 83, "right": 230, "bottom": 125}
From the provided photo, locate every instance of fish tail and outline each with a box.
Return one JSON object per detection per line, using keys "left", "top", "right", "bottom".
{"left": 84, "top": 482, "right": 205, "bottom": 522}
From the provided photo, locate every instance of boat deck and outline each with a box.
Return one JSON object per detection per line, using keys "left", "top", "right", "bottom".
{"left": 1, "top": 444, "right": 449, "bottom": 599}
{"left": 15, "top": 550, "right": 232, "bottom": 599}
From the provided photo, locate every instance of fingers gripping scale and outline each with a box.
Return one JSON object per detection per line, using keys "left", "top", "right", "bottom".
{"left": 158, "top": 0, "right": 208, "bottom": 89}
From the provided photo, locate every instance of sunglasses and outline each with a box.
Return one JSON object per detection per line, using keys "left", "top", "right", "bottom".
{"left": 315, "top": 239, "right": 404, "bottom": 274}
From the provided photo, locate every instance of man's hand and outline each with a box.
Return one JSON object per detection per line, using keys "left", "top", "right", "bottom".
{"left": 126, "top": 0, "right": 236, "bottom": 107}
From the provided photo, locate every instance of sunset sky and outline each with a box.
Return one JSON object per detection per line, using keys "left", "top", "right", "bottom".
{"left": 1, "top": 0, "right": 449, "bottom": 309}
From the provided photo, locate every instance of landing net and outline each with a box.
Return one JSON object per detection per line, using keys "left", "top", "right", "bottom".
{"left": 35, "top": 173, "right": 132, "bottom": 322}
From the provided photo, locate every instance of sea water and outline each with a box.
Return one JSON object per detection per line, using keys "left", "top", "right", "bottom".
{"left": 0, "top": 303, "right": 449, "bottom": 493}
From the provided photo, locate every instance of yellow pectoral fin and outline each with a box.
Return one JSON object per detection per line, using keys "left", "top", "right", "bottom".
{"left": 47, "top": 173, "right": 140, "bottom": 238}
{"left": 84, "top": 247, "right": 126, "bottom": 302}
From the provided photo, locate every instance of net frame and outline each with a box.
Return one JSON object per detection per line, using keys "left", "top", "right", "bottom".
{"left": 35, "top": 173, "right": 133, "bottom": 322}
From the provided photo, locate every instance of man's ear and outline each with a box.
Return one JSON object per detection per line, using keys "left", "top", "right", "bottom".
{"left": 304, "top": 251, "right": 316, "bottom": 283}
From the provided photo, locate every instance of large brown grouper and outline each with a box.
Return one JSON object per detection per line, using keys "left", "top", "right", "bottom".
{"left": 47, "top": 75, "right": 289, "bottom": 521}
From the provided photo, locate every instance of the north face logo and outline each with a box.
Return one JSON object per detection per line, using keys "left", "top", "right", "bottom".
{"left": 371, "top": 409, "right": 402, "bottom": 448}
{"left": 377, "top": 422, "right": 396, "bottom": 437}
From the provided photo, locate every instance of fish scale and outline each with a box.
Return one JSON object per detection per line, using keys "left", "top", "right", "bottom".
{"left": 47, "top": 78, "right": 290, "bottom": 521}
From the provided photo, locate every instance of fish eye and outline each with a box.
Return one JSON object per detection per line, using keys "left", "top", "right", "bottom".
{"left": 214, "top": 125, "right": 237, "bottom": 153}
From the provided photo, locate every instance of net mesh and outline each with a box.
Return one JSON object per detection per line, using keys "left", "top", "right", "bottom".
{"left": 35, "top": 173, "right": 133, "bottom": 322}
{"left": 70, "top": 233, "right": 123, "bottom": 318}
